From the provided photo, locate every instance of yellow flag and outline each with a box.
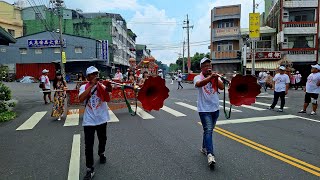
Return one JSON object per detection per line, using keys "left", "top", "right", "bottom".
{"left": 62, "top": 52, "right": 66, "bottom": 63}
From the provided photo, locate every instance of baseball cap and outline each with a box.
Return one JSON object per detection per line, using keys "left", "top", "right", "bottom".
{"left": 311, "top": 64, "right": 320, "bottom": 70}
{"left": 200, "top": 57, "right": 211, "bottom": 67}
{"left": 296, "top": 71, "right": 299, "bottom": 73}
{"left": 279, "top": 66, "right": 286, "bottom": 70}
{"left": 86, "top": 66, "right": 99, "bottom": 75}
{"left": 42, "top": 69, "right": 49, "bottom": 73}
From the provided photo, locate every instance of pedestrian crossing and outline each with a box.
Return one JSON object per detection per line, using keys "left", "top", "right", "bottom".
{"left": 15, "top": 100, "right": 288, "bottom": 131}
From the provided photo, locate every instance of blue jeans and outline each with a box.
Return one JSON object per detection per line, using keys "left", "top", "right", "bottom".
{"left": 199, "top": 111, "right": 219, "bottom": 155}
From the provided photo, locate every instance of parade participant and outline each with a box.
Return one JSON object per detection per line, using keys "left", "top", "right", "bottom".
{"left": 290, "top": 72, "right": 296, "bottom": 89}
{"left": 268, "top": 66, "right": 290, "bottom": 112}
{"left": 51, "top": 72, "right": 68, "bottom": 121}
{"left": 76, "top": 72, "right": 86, "bottom": 90}
{"left": 258, "top": 70, "right": 268, "bottom": 92}
{"left": 298, "top": 64, "right": 320, "bottom": 115}
{"left": 40, "top": 69, "right": 52, "bottom": 104}
{"left": 139, "top": 71, "right": 149, "bottom": 86}
{"left": 114, "top": 68, "right": 123, "bottom": 81}
{"left": 266, "top": 71, "right": 273, "bottom": 89}
{"left": 294, "top": 71, "right": 303, "bottom": 90}
{"left": 158, "top": 69, "right": 164, "bottom": 79}
{"left": 194, "top": 57, "right": 224, "bottom": 168}
{"left": 128, "top": 70, "right": 136, "bottom": 83}
{"left": 79, "top": 66, "right": 112, "bottom": 180}
{"left": 147, "top": 56, "right": 158, "bottom": 77}
{"left": 170, "top": 74, "right": 174, "bottom": 84}
{"left": 177, "top": 70, "right": 183, "bottom": 90}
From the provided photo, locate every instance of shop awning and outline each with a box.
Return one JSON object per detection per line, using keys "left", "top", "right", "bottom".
{"left": 246, "top": 61, "right": 280, "bottom": 71}
{"left": 0, "top": 26, "right": 16, "bottom": 45}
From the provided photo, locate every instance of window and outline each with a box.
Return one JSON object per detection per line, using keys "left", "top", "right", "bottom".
{"left": 75, "top": 47, "right": 82, "bottom": 53}
{"left": 0, "top": 48, "right": 6, "bottom": 53}
{"left": 35, "top": 49, "right": 42, "bottom": 54}
{"left": 8, "top": 29, "right": 15, "bottom": 37}
{"left": 20, "top": 48, "right": 27, "bottom": 54}
{"left": 225, "top": 22, "right": 234, "bottom": 28}
{"left": 35, "top": 12, "right": 42, "bottom": 20}
{"left": 287, "top": 36, "right": 314, "bottom": 48}
{"left": 54, "top": 48, "right": 60, "bottom": 54}
{"left": 217, "top": 42, "right": 233, "bottom": 51}
{"left": 295, "top": 15, "right": 307, "bottom": 22}
{"left": 217, "top": 22, "right": 223, "bottom": 28}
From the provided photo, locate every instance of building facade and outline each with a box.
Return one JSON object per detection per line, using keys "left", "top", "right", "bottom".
{"left": 0, "top": 31, "right": 108, "bottom": 79}
{"left": 210, "top": 4, "right": 242, "bottom": 73}
{"left": 265, "top": 0, "right": 319, "bottom": 78}
{"left": 136, "top": 44, "right": 151, "bottom": 64}
{"left": 21, "top": 6, "right": 136, "bottom": 72}
{"left": 0, "top": 1, "right": 23, "bottom": 38}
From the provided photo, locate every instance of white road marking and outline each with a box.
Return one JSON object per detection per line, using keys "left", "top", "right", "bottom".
{"left": 197, "top": 115, "right": 297, "bottom": 125}
{"left": 67, "top": 134, "right": 80, "bottom": 180}
{"left": 253, "top": 101, "right": 288, "bottom": 109}
{"left": 64, "top": 110, "right": 80, "bottom": 126}
{"left": 16, "top": 111, "right": 47, "bottom": 131}
{"left": 161, "top": 106, "right": 186, "bottom": 117}
{"left": 293, "top": 115, "right": 320, "bottom": 123}
{"left": 219, "top": 100, "right": 265, "bottom": 111}
{"left": 108, "top": 109, "right": 120, "bottom": 122}
{"left": 176, "top": 102, "right": 242, "bottom": 112}
{"left": 133, "top": 106, "right": 154, "bottom": 119}
{"left": 175, "top": 102, "right": 197, "bottom": 111}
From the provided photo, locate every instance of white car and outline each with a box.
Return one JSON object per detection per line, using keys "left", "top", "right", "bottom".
{"left": 18, "top": 76, "right": 38, "bottom": 83}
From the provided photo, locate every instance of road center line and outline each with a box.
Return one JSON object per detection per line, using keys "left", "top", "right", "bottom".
{"left": 215, "top": 127, "right": 320, "bottom": 175}
{"left": 67, "top": 134, "right": 80, "bottom": 180}
{"left": 16, "top": 111, "right": 47, "bottom": 131}
{"left": 161, "top": 106, "right": 186, "bottom": 117}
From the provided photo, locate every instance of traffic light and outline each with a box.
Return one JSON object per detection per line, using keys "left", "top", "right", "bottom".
{"left": 237, "top": 51, "right": 242, "bottom": 59}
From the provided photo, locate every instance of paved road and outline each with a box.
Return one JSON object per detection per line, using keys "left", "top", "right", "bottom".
{"left": 0, "top": 81, "right": 319, "bottom": 180}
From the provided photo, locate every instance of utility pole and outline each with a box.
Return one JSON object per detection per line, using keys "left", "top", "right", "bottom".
{"left": 182, "top": 40, "right": 185, "bottom": 73}
{"left": 183, "top": 14, "right": 193, "bottom": 73}
{"left": 252, "top": 0, "right": 256, "bottom": 76}
{"left": 56, "top": 0, "right": 66, "bottom": 79}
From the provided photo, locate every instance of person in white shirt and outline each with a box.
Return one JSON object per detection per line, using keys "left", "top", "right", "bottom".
{"left": 258, "top": 70, "right": 268, "bottom": 92}
{"left": 114, "top": 69, "right": 123, "bottom": 81}
{"left": 79, "top": 66, "right": 112, "bottom": 180}
{"left": 40, "top": 69, "right": 52, "bottom": 104}
{"left": 158, "top": 69, "right": 164, "bottom": 79}
{"left": 177, "top": 70, "right": 183, "bottom": 90}
{"left": 194, "top": 57, "right": 224, "bottom": 168}
{"left": 298, "top": 64, "right": 320, "bottom": 115}
{"left": 294, "top": 71, "right": 303, "bottom": 90}
{"left": 268, "top": 66, "right": 290, "bottom": 112}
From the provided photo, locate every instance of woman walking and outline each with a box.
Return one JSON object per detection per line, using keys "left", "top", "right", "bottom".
{"left": 51, "top": 73, "right": 68, "bottom": 121}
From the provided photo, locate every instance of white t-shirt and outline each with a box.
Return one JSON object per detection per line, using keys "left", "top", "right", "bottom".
{"left": 79, "top": 84, "right": 110, "bottom": 126}
{"left": 194, "top": 75, "right": 220, "bottom": 112}
{"left": 40, "top": 75, "right": 50, "bottom": 89}
{"left": 294, "top": 74, "right": 302, "bottom": 83}
{"left": 158, "top": 72, "right": 163, "bottom": 79}
{"left": 258, "top": 72, "right": 267, "bottom": 83}
{"left": 273, "top": 73, "right": 290, "bottom": 92}
{"left": 177, "top": 73, "right": 182, "bottom": 82}
{"left": 306, "top": 73, "right": 320, "bottom": 94}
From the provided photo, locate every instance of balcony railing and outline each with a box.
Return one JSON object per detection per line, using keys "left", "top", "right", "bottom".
{"left": 287, "top": 50, "right": 315, "bottom": 55}
{"left": 283, "top": 22, "right": 316, "bottom": 28}
{"left": 214, "top": 51, "right": 237, "bottom": 59}
{"left": 284, "top": 0, "right": 318, "bottom": 8}
{"left": 214, "top": 27, "right": 240, "bottom": 37}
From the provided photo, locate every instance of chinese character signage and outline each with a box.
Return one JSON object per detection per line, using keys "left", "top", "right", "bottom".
{"left": 101, "top": 40, "right": 108, "bottom": 64}
{"left": 247, "top": 51, "right": 281, "bottom": 60}
{"left": 249, "top": 13, "right": 260, "bottom": 39}
{"left": 215, "top": 28, "right": 239, "bottom": 37}
{"left": 62, "top": 52, "right": 66, "bottom": 63}
{"left": 28, "top": 39, "right": 66, "bottom": 48}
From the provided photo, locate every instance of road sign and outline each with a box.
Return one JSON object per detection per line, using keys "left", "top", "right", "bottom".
{"left": 249, "top": 13, "right": 260, "bottom": 39}
{"left": 62, "top": 52, "right": 66, "bottom": 63}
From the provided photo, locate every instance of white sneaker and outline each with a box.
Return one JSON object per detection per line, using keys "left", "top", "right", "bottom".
{"left": 311, "top": 111, "right": 317, "bottom": 115}
{"left": 57, "top": 116, "right": 61, "bottom": 121}
{"left": 207, "top": 154, "right": 216, "bottom": 166}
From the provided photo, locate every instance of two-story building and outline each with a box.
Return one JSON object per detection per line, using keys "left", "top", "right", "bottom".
{"left": 0, "top": 1, "right": 23, "bottom": 38}
{"left": 266, "top": 0, "right": 319, "bottom": 78}
{"left": 210, "top": 4, "right": 242, "bottom": 73}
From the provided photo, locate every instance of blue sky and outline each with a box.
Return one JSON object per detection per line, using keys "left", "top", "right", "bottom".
{"left": 6, "top": 0, "right": 265, "bottom": 65}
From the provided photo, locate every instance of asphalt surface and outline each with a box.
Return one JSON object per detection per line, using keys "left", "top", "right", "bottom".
{"left": 0, "top": 80, "right": 319, "bottom": 180}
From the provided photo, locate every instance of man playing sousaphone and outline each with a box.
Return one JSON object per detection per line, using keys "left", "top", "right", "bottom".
{"left": 194, "top": 57, "right": 224, "bottom": 168}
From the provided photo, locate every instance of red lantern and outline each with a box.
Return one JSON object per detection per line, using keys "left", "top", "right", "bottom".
{"left": 137, "top": 76, "right": 169, "bottom": 111}
{"left": 228, "top": 75, "right": 261, "bottom": 106}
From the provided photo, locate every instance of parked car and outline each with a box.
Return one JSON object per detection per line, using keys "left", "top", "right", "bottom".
{"left": 17, "top": 76, "right": 39, "bottom": 83}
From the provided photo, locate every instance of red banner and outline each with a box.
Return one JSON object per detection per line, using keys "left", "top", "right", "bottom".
{"left": 247, "top": 51, "right": 281, "bottom": 60}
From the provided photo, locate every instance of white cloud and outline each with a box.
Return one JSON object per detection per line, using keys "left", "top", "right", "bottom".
{"left": 127, "top": 4, "right": 179, "bottom": 65}
{"left": 66, "top": 0, "right": 140, "bottom": 12}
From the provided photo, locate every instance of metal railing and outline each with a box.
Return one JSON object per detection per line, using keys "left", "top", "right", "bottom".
{"left": 284, "top": 22, "right": 316, "bottom": 28}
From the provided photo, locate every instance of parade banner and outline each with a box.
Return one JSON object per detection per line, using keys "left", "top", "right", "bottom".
{"left": 101, "top": 40, "right": 109, "bottom": 65}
